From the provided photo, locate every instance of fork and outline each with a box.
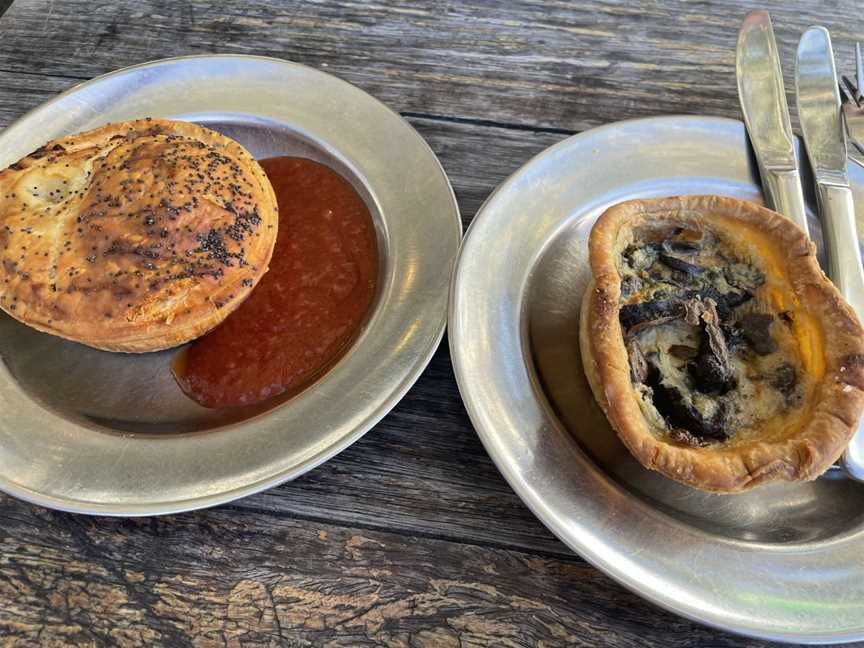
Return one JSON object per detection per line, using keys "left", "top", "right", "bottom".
{"left": 840, "top": 42, "right": 864, "bottom": 168}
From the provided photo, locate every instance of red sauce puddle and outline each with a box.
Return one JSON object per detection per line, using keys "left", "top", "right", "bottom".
{"left": 173, "top": 156, "right": 379, "bottom": 409}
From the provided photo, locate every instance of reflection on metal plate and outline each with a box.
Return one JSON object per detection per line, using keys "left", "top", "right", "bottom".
{"left": 0, "top": 55, "right": 461, "bottom": 515}
{"left": 450, "top": 116, "right": 864, "bottom": 643}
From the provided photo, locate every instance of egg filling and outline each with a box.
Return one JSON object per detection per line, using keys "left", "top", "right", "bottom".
{"left": 617, "top": 223, "right": 803, "bottom": 446}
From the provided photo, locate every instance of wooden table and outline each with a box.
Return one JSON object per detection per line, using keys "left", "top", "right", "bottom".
{"left": 0, "top": 1, "right": 860, "bottom": 646}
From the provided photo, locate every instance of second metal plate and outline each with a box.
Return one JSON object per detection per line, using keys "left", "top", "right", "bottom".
{"left": 450, "top": 116, "right": 864, "bottom": 643}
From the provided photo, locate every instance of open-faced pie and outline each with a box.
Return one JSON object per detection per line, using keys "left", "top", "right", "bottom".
{"left": 0, "top": 119, "right": 278, "bottom": 352}
{"left": 579, "top": 195, "right": 864, "bottom": 492}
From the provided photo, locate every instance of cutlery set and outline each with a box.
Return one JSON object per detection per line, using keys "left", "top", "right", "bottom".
{"left": 737, "top": 11, "right": 864, "bottom": 480}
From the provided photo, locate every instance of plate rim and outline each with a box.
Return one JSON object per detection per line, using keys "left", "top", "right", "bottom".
{"left": 449, "top": 114, "right": 864, "bottom": 645}
{"left": 0, "top": 54, "right": 462, "bottom": 516}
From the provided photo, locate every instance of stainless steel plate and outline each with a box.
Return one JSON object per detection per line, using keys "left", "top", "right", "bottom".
{"left": 0, "top": 55, "right": 461, "bottom": 515}
{"left": 449, "top": 116, "right": 864, "bottom": 644}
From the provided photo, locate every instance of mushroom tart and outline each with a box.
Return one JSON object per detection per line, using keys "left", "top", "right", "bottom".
{"left": 579, "top": 195, "right": 864, "bottom": 492}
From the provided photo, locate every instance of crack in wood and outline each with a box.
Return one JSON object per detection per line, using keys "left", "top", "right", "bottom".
{"left": 400, "top": 111, "right": 577, "bottom": 136}
{"left": 0, "top": 502, "right": 779, "bottom": 647}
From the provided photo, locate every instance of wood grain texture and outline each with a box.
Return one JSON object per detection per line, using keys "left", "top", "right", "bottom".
{"left": 0, "top": 502, "right": 779, "bottom": 648}
{"left": 0, "top": 0, "right": 860, "bottom": 645}
{"left": 0, "top": 0, "right": 861, "bottom": 132}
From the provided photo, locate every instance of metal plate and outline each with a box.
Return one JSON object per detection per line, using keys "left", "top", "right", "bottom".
{"left": 0, "top": 55, "right": 461, "bottom": 515}
{"left": 449, "top": 116, "right": 864, "bottom": 644}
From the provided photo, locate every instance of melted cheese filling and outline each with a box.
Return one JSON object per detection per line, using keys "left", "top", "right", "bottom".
{"left": 617, "top": 221, "right": 811, "bottom": 447}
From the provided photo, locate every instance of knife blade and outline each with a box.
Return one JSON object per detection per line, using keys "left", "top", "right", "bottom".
{"left": 736, "top": 11, "right": 810, "bottom": 236}
{"left": 796, "top": 26, "right": 864, "bottom": 480}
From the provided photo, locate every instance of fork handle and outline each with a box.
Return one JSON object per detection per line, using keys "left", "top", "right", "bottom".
{"left": 762, "top": 167, "right": 810, "bottom": 236}
{"left": 817, "top": 182, "right": 864, "bottom": 479}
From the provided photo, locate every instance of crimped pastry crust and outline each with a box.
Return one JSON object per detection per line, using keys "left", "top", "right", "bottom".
{"left": 579, "top": 195, "right": 864, "bottom": 492}
{"left": 0, "top": 118, "right": 278, "bottom": 352}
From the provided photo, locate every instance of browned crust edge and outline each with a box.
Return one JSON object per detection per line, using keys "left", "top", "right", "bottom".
{"left": 579, "top": 195, "right": 864, "bottom": 492}
{"left": 0, "top": 119, "right": 279, "bottom": 353}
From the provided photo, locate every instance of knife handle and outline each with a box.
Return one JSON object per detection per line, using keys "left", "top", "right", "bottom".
{"left": 819, "top": 183, "right": 864, "bottom": 478}
{"left": 762, "top": 168, "right": 811, "bottom": 237}
{"left": 819, "top": 184, "right": 864, "bottom": 315}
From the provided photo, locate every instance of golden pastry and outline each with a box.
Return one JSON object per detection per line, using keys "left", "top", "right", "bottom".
{"left": 580, "top": 195, "right": 864, "bottom": 492}
{"left": 0, "top": 118, "right": 278, "bottom": 352}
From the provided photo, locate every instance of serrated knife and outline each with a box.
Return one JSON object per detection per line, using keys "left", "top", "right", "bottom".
{"left": 796, "top": 26, "right": 864, "bottom": 480}
{"left": 737, "top": 11, "right": 810, "bottom": 236}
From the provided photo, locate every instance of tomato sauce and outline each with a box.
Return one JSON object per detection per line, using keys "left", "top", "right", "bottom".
{"left": 174, "top": 157, "right": 379, "bottom": 408}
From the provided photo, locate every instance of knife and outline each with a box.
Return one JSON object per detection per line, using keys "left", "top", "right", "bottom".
{"left": 737, "top": 11, "right": 810, "bottom": 236}
{"left": 796, "top": 26, "right": 864, "bottom": 480}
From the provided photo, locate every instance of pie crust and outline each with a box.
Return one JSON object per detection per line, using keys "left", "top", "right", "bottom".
{"left": 579, "top": 195, "right": 864, "bottom": 492}
{"left": 0, "top": 119, "right": 278, "bottom": 352}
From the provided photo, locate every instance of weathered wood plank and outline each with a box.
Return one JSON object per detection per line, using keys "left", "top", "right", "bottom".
{"left": 0, "top": 501, "right": 777, "bottom": 647}
{"left": 0, "top": 2, "right": 855, "bottom": 645}
{"left": 0, "top": 0, "right": 861, "bottom": 133}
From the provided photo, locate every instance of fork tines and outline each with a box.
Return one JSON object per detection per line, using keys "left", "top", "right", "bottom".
{"left": 842, "top": 76, "right": 861, "bottom": 107}
{"left": 856, "top": 42, "right": 863, "bottom": 101}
